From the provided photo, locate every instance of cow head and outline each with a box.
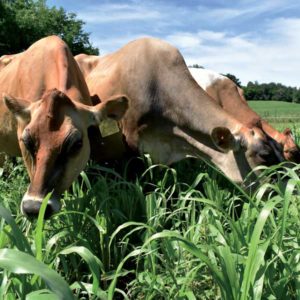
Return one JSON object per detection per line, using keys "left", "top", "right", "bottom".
{"left": 211, "top": 125, "right": 284, "bottom": 183}
{"left": 3, "top": 89, "right": 128, "bottom": 218}
{"left": 280, "top": 128, "right": 300, "bottom": 163}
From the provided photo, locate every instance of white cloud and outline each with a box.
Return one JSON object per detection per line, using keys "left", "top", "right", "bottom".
{"left": 166, "top": 17, "right": 300, "bottom": 87}
{"left": 267, "top": 17, "right": 300, "bottom": 39}
{"left": 77, "top": 3, "right": 161, "bottom": 23}
{"left": 199, "top": 31, "right": 226, "bottom": 41}
{"left": 166, "top": 33, "right": 202, "bottom": 49}
{"left": 198, "top": 0, "right": 299, "bottom": 22}
{"left": 90, "top": 34, "right": 151, "bottom": 55}
{"left": 65, "top": 0, "right": 300, "bottom": 86}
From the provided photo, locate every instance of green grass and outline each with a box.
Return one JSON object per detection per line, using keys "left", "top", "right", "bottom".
{"left": 0, "top": 100, "right": 299, "bottom": 299}
{"left": 248, "top": 100, "right": 300, "bottom": 138}
{"left": 248, "top": 100, "right": 300, "bottom": 129}
{"left": 0, "top": 156, "right": 299, "bottom": 299}
{"left": 248, "top": 100, "right": 300, "bottom": 118}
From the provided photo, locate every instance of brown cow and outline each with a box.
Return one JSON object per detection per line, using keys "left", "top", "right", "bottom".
{"left": 189, "top": 68, "right": 300, "bottom": 162}
{"left": 0, "top": 36, "right": 128, "bottom": 217}
{"left": 75, "top": 37, "right": 284, "bottom": 186}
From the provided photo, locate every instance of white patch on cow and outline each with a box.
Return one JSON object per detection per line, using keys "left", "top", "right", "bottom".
{"left": 189, "top": 68, "right": 226, "bottom": 90}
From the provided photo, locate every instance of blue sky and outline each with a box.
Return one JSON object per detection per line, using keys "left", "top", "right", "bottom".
{"left": 47, "top": 0, "right": 300, "bottom": 87}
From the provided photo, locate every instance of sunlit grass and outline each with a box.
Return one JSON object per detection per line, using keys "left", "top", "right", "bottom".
{"left": 248, "top": 100, "right": 300, "bottom": 119}
{"left": 0, "top": 153, "right": 299, "bottom": 299}
{"left": 1, "top": 98, "right": 300, "bottom": 298}
{"left": 248, "top": 101, "right": 300, "bottom": 136}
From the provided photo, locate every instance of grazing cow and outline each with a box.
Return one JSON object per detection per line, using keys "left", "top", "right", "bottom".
{"left": 0, "top": 36, "right": 128, "bottom": 217}
{"left": 189, "top": 68, "right": 300, "bottom": 162}
{"left": 75, "top": 37, "right": 284, "bottom": 186}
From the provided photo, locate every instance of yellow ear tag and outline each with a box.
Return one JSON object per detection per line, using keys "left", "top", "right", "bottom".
{"left": 99, "top": 118, "right": 120, "bottom": 137}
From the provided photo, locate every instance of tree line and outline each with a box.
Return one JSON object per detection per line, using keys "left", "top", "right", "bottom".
{"left": 243, "top": 81, "right": 300, "bottom": 102}
{"left": 0, "top": 0, "right": 98, "bottom": 56}
{"left": 224, "top": 74, "right": 300, "bottom": 103}
{"left": 193, "top": 68, "right": 300, "bottom": 103}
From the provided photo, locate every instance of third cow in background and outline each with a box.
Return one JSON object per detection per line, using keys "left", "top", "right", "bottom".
{"left": 189, "top": 67, "right": 300, "bottom": 163}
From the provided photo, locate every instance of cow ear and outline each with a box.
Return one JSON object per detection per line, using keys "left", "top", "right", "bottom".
{"left": 91, "top": 95, "right": 128, "bottom": 124}
{"left": 3, "top": 93, "right": 31, "bottom": 121}
{"left": 211, "top": 127, "right": 238, "bottom": 152}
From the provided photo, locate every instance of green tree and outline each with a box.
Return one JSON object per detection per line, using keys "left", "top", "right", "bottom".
{"left": 190, "top": 64, "right": 204, "bottom": 69}
{"left": 223, "top": 73, "right": 242, "bottom": 87}
{"left": 244, "top": 81, "right": 299, "bottom": 102}
{"left": 0, "top": 1, "right": 19, "bottom": 54}
{"left": 0, "top": 0, "right": 99, "bottom": 55}
{"left": 292, "top": 89, "right": 300, "bottom": 103}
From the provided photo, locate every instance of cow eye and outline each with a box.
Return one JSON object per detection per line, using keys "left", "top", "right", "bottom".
{"left": 258, "top": 151, "right": 270, "bottom": 160}
{"left": 21, "top": 135, "right": 36, "bottom": 156}
{"left": 69, "top": 139, "right": 83, "bottom": 155}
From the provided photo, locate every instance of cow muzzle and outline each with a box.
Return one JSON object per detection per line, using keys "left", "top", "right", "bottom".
{"left": 21, "top": 193, "right": 61, "bottom": 219}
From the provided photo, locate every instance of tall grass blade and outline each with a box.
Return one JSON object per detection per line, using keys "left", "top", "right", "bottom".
{"left": 0, "top": 204, "right": 32, "bottom": 254}
{"left": 0, "top": 248, "right": 74, "bottom": 299}
{"left": 26, "top": 289, "right": 59, "bottom": 300}
{"left": 108, "top": 249, "right": 145, "bottom": 300}
{"left": 59, "top": 246, "right": 103, "bottom": 294}
{"left": 35, "top": 193, "right": 51, "bottom": 261}
{"left": 240, "top": 198, "right": 281, "bottom": 300}
{"left": 142, "top": 230, "right": 231, "bottom": 296}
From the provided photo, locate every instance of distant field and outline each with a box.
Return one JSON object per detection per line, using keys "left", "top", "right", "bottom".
{"left": 248, "top": 100, "right": 300, "bottom": 132}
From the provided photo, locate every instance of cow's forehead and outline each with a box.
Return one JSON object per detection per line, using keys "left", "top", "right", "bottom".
{"left": 30, "top": 90, "right": 79, "bottom": 132}
{"left": 24, "top": 115, "right": 74, "bottom": 147}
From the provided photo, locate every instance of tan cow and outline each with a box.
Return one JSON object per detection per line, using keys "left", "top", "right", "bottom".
{"left": 189, "top": 68, "right": 300, "bottom": 162}
{"left": 75, "top": 37, "right": 284, "bottom": 186}
{"left": 0, "top": 36, "right": 128, "bottom": 217}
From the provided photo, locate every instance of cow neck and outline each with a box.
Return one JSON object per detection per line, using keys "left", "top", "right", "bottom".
{"left": 162, "top": 75, "right": 242, "bottom": 138}
{"left": 260, "top": 120, "right": 284, "bottom": 144}
{"left": 172, "top": 125, "right": 251, "bottom": 184}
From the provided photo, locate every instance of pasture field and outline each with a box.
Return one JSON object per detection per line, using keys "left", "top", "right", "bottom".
{"left": 248, "top": 100, "right": 300, "bottom": 132}
{"left": 0, "top": 101, "right": 299, "bottom": 299}
{"left": 248, "top": 100, "right": 300, "bottom": 119}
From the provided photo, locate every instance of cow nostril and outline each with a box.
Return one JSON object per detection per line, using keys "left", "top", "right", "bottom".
{"left": 22, "top": 200, "right": 41, "bottom": 218}
{"left": 22, "top": 200, "right": 54, "bottom": 219}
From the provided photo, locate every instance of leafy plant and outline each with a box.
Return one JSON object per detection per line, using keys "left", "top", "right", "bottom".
{"left": 0, "top": 153, "right": 299, "bottom": 299}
